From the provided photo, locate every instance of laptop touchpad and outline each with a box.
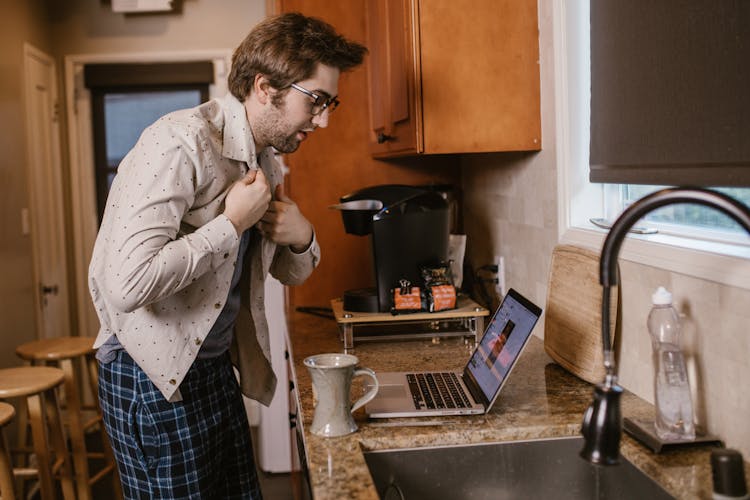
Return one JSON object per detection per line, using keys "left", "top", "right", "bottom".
{"left": 376, "top": 385, "right": 408, "bottom": 398}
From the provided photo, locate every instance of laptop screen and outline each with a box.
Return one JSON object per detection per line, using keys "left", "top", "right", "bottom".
{"left": 464, "top": 288, "right": 542, "bottom": 406}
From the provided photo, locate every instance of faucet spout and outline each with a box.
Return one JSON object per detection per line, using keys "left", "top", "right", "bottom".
{"left": 581, "top": 187, "right": 750, "bottom": 465}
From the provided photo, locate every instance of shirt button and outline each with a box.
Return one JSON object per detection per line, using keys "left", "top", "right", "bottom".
{"left": 195, "top": 338, "right": 202, "bottom": 345}
{"left": 214, "top": 302, "right": 222, "bottom": 309}
{"left": 169, "top": 379, "right": 177, "bottom": 385}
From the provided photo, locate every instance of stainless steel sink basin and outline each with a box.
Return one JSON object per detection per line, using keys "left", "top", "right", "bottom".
{"left": 364, "top": 436, "right": 673, "bottom": 499}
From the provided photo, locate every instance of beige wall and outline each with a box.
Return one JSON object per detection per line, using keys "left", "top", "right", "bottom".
{"left": 46, "top": 0, "right": 264, "bottom": 56}
{"left": 0, "top": 0, "right": 55, "bottom": 369}
{"left": 461, "top": 0, "right": 750, "bottom": 458}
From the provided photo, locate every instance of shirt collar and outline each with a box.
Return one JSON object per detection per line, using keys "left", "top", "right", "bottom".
{"left": 220, "top": 93, "right": 258, "bottom": 166}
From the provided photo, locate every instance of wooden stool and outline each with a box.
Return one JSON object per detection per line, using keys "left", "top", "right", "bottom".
{"left": 16, "top": 337, "right": 121, "bottom": 500}
{"left": 0, "top": 367, "right": 75, "bottom": 500}
{"left": 0, "top": 401, "right": 16, "bottom": 500}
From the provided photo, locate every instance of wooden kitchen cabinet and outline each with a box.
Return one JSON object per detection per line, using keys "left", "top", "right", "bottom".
{"left": 365, "top": 0, "right": 541, "bottom": 157}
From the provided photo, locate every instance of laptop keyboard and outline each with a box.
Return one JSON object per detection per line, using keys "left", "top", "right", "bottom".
{"left": 406, "top": 372, "right": 473, "bottom": 410}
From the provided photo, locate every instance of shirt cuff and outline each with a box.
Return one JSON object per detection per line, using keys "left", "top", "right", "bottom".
{"left": 290, "top": 229, "right": 317, "bottom": 255}
{"left": 286, "top": 228, "right": 320, "bottom": 266}
{"left": 199, "top": 214, "right": 241, "bottom": 269}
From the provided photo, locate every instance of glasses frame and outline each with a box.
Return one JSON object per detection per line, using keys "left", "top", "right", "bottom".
{"left": 290, "top": 83, "right": 339, "bottom": 116}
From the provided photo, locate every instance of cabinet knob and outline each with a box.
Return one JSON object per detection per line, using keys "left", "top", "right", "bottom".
{"left": 377, "top": 132, "right": 395, "bottom": 144}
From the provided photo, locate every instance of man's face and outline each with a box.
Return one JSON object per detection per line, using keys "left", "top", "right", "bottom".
{"left": 257, "top": 63, "right": 340, "bottom": 154}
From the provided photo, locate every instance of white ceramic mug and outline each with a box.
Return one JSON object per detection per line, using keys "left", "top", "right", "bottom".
{"left": 303, "top": 353, "right": 379, "bottom": 437}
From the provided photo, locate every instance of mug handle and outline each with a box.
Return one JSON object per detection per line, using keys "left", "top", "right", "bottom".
{"left": 350, "top": 367, "right": 379, "bottom": 413}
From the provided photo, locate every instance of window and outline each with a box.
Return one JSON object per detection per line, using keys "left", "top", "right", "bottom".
{"left": 84, "top": 62, "right": 214, "bottom": 222}
{"left": 555, "top": 0, "right": 750, "bottom": 288}
{"left": 605, "top": 185, "right": 750, "bottom": 244}
{"left": 93, "top": 89, "right": 205, "bottom": 221}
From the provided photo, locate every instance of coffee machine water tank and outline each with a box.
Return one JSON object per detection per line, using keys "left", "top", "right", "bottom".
{"left": 333, "top": 185, "right": 451, "bottom": 313}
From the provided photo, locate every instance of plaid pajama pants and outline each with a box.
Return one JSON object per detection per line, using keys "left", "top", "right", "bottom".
{"left": 98, "top": 351, "right": 263, "bottom": 499}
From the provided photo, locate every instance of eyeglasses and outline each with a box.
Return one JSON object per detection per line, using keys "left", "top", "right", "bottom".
{"left": 290, "top": 83, "right": 340, "bottom": 116}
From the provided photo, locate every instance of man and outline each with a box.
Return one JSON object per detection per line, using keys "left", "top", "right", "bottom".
{"left": 89, "top": 13, "right": 366, "bottom": 499}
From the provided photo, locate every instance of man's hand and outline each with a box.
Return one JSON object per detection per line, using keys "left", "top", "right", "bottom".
{"left": 257, "top": 184, "right": 313, "bottom": 252}
{"left": 223, "top": 169, "right": 272, "bottom": 235}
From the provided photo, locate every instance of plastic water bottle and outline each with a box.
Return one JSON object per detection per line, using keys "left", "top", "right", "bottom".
{"left": 647, "top": 286, "right": 695, "bottom": 441}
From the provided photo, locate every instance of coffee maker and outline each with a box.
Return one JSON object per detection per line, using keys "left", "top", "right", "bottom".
{"left": 332, "top": 184, "right": 451, "bottom": 313}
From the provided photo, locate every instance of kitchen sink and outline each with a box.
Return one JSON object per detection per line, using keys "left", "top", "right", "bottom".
{"left": 364, "top": 436, "right": 673, "bottom": 499}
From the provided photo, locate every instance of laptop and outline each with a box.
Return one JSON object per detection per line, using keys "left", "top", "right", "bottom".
{"left": 366, "top": 288, "right": 542, "bottom": 418}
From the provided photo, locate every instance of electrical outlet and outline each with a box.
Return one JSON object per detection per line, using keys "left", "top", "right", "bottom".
{"left": 494, "top": 255, "right": 506, "bottom": 297}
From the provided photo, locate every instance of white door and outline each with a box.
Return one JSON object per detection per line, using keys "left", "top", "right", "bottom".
{"left": 24, "top": 44, "right": 71, "bottom": 339}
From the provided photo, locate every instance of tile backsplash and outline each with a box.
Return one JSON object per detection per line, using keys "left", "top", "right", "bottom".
{"left": 618, "top": 261, "right": 750, "bottom": 456}
{"left": 461, "top": 152, "right": 558, "bottom": 322}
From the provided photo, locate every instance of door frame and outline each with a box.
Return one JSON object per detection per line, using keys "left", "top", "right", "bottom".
{"left": 23, "top": 43, "right": 71, "bottom": 339}
{"left": 64, "top": 49, "right": 232, "bottom": 337}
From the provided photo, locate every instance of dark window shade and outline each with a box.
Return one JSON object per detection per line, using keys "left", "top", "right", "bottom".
{"left": 84, "top": 61, "right": 214, "bottom": 88}
{"left": 589, "top": 0, "right": 750, "bottom": 186}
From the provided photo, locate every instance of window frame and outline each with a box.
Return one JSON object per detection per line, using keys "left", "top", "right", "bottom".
{"left": 553, "top": 0, "right": 750, "bottom": 291}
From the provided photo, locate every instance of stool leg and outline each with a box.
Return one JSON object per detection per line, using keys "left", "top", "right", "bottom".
{"left": 86, "top": 355, "right": 99, "bottom": 404}
{"left": 43, "top": 387, "right": 76, "bottom": 500}
{"left": 0, "top": 423, "right": 16, "bottom": 500}
{"left": 27, "top": 393, "right": 56, "bottom": 500}
{"left": 10, "top": 396, "right": 28, "bottom": 498}
{"left": 60, "top": 358, "right": 92, "bottom": 500}
{"left": 14, "top": 395, "right": 29, "bottom": 463}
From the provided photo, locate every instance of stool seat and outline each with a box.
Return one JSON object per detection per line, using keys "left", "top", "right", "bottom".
{"left": 0, "top": 366, "right": 75, "bottom": 500}
{"left": 0, "top": 367, "right": 65, "bottom": 398}
{"left": 16, "top": 337, "right": 95, "bottom": 361}
{"left": 0, "top": 402, "right": 14, "bottom": 426}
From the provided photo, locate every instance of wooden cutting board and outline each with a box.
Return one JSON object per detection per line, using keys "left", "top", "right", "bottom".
{"left": 544, "top": 245, "right": 619, "bottom": 385}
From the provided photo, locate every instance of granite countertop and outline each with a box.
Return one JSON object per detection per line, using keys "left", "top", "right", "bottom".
{"left": 287, "top": 311, "right": 746, "bottom": 499}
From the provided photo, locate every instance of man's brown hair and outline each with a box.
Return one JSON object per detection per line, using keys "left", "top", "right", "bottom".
{"left": 228, "top": 12, "right": 367, "bottom": 102}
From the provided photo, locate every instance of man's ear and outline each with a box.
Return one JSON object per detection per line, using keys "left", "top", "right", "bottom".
{"left": 253, "top": 74, "right": 273, "bottom": 105}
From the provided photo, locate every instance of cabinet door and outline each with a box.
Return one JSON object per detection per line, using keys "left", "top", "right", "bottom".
{"left": 418, "top": 0, "right": 541, "bottom": 154}
{"left": 366, "top": 0, "right": 420, "bottom": 156}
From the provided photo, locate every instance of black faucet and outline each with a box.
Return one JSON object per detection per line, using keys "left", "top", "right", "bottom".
{"left": 580, "top": 187, "right": 750, "bottom": 465}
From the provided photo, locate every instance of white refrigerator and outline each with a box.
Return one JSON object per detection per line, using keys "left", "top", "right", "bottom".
{"left": 243, "top": 276, "right": 293, "bottom": 473}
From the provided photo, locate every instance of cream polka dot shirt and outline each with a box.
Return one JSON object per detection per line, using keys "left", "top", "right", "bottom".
{"left": 89, "top": 93, "right": 320, "bottom": 403}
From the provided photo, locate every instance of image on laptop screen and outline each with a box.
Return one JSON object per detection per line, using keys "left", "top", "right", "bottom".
{"left": 466, "top": 291, "right": 540, "bottom": 402}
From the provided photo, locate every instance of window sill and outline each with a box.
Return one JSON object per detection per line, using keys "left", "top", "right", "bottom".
{"left": 560, "top": 225, "right": 750, "bottom": 291}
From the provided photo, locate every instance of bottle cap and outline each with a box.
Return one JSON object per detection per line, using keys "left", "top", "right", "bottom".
{"left": 712, "top": 448, "right": 748, "bottom": 497}
{"left": 652, "top": 286, "right": 673, "bottom": 305}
